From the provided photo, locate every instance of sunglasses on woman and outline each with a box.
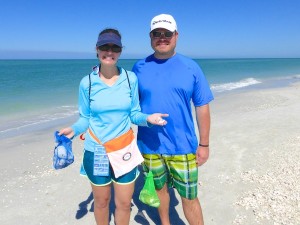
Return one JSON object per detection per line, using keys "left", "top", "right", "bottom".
{"left": 151, "top": 31, "right": 175, "bottom": 39}
{"left": 98, "top": 44, "right": 122, "bottom": 53}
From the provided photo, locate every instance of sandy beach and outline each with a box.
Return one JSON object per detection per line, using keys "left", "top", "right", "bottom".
{"left": 1, "top": 82, "right": 299, "bottom": 225}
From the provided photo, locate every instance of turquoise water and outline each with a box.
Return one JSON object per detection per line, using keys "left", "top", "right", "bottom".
{"left": 0, "top": 59, "right": 137, "bottom": 116}
{"left": 197, "top": 58, "right": 300, "bottom": 84}
{"left": 1, "top": 58, "right": 300, "bottom": 138}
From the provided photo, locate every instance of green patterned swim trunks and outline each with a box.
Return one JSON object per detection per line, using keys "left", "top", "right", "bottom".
{"left": 142, "top": 154, "right": 198, "bottom": 200}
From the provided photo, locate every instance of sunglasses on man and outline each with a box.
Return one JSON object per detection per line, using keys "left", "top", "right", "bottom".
{"left": 151, "top": 31, "right": 175, "bottom": 39}
{"left": 98, "top": 44, "right": 122, "bottom": 53}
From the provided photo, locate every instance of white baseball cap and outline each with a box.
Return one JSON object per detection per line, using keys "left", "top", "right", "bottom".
{"left": 150, "top": 14, "right": 177, "bottom": 32}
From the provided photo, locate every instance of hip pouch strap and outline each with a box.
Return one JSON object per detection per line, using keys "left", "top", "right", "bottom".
{"left": 88, "top": 128, "right": 134, "bottom": 151}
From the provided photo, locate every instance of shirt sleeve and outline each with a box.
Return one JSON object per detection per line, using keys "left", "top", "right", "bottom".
{"left": 71, "top": 76, "right": 90, "bottom": 136}
{"left": 128, "top": 71, "right": 150, "bottom": 126}
{"left": 192, "top": 65, "right": 214, "bottom": 106}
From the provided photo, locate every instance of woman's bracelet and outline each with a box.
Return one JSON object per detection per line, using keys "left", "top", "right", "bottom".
{"left": 199, "top": 143, "right": 209, "bottom": 147}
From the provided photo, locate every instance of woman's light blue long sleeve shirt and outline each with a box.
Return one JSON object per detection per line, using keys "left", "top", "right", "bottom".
{"left": 71, "top": 66, "right": 149, "bottom": 152}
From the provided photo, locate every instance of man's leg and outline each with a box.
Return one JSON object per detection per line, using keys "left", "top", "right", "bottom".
{"left": 181, "top": 197, "right": 204, "bottom": 225}
{"left": 170, "top": 154, "right": 203, "bottom": 225}
{"left": 142, "top": 154, "right": 170, "bottom": 225}
{"left": 156, "top": 183, "right": 171, "bottom": 225}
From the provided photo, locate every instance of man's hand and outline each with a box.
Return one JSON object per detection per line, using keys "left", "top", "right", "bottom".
{"left": 196, "top": 146, "right": 209, "bottom": 166}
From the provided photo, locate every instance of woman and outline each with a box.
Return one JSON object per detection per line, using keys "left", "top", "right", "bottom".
{"left": 59, "top": 28, "right": 168, "bottom": 225}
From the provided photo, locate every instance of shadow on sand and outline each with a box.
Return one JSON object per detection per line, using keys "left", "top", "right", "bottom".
{"left": 75, "top": 166, "right": 185, "bottom": 225}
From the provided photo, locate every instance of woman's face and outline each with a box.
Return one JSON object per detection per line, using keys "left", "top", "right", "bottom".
{"left": 96, "top": 44, "right": 122, "bottom": 66}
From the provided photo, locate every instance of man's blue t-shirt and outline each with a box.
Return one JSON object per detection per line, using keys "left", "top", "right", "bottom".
{"left": 132, "top": 53, "right": 214, "bottom": 155}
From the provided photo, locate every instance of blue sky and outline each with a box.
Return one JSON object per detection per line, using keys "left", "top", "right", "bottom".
{"left": 0, "top": 0, "right": 299, "bottom": 59}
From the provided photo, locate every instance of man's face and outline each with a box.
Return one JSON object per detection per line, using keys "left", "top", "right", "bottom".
{"left": 150, "top": 28, "right": 178, "bottom": 59}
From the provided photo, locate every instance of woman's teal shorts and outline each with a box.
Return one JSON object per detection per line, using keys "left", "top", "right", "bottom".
{"left": 83, "top": 150, "right": 139, "bottom": 186}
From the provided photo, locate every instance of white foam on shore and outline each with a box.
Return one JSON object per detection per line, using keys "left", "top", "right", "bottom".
{"left": 0, "top": 105, "right": 78, "bottom": 138}
{"left": 211, "top": 78, "right": 262, "bottom": 93}
{"left": 291, "top": 74, "right": 300, "bottom": 79}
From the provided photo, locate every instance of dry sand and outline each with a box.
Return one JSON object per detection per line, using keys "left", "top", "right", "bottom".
{"left": 1, "top": 82, "right": 299, "bottom": 225}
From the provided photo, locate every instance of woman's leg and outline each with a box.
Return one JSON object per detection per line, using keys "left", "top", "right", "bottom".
{"left": 113, "top": 181, "right": 135, "bottom": 225}
{"left": 91, "top": 184, "right": 111, "bottom": 225}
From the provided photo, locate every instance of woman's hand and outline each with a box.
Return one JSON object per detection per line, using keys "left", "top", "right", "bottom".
{"left": 58, "top": 127, "right": 74, "bottom": 139}
{"left": 147, "top": 113, "right": 169, "bottom": 126}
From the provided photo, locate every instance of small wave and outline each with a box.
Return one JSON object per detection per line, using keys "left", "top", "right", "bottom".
{"left": 0, "top": 106, "right": 78, "bottom": 134}
{"left": 211, "top": 78, "right": 261, "bottom": 93}
{"left": 291, "top": 74, "right": 300, "bottom": 79}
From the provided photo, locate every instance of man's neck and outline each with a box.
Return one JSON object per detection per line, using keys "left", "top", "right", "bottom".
{"left": 154, "top": 51, "right": 176, "bottom": 60}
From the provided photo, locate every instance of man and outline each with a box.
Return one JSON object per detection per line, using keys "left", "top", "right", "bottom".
{"left": 132, "top": 14, "right": 214, "bottom": 225}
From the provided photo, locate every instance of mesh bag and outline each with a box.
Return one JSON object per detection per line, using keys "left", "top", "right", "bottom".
{"left": 139, "top": 171, "right": 160, "bottom": 208}
{"left": 53, "top": 131, "right": 74, "bottom": 170}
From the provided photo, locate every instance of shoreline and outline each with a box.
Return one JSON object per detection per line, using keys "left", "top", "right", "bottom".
{"left": 1, "top": 82, "right": 300, "bottom": 224}
{"left": 1, "top": 74, "right": 300, "bottom": 141}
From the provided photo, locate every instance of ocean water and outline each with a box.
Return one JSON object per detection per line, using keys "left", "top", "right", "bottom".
{"left": 1, "top": 58, "right": 300, "bottom": 139}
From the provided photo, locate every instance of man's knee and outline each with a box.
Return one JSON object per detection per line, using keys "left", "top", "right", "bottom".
{"left": 156, "top": 183, "right": 169, "bottom": 194}
{"left": 181, "top": 196, "right": 200, "bottom": 207}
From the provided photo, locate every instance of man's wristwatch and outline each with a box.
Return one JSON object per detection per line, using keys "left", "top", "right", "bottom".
{"left": 199, "top": 144, "right": 209, "bottom": 147}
